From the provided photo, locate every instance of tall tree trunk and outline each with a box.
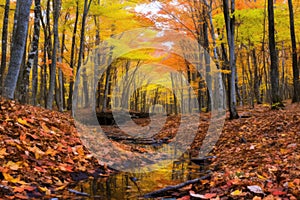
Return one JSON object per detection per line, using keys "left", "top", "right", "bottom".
{"left": 103, "top": 64, "right": 112, "bottom": 111}
{"left": 288, "top": 0, "right": 300, "bottom": 103}
{"left": 3, "top": 0, "right": 33, "bottom": 99}
{"left": 61, "top": 22, "right": 67, "bottom": 109}
{"left": 40, "top": 0, "right": 52, "bottom": 107}
{"left": 220, "top": 39, "right": 230, "bottom": 109}
{"left": 240, "top": 50, "right": 246, "bottom": 106}
{"left": 40, "top": 15, "right": 48, "bottom": 106}
{"left": 76, "top": 0, "right": 92, "bottom": 77}
{"left": 0, "top": 0, "right": 10, "bottom": 93}
{"left": 55, "top": 13, "right": 67, "bottom": 111}
{"left": 186, "top": 63, "right": 192, "bottom": 113}
{"left": 67, "top": 1, "right": 79, "bottom": 110}
{"left": 204, "top": 0, "right": 226, "bottom": 111}
{"left": 280, "top": 42, "right": 286, "bottom": 98}
{"left": 72, "top": 0, "right": 92, "bottom": 112}
{"left": 223, "top": 0, "right": 239, "bottom": 119}
{"left": 55, "top": 42, "right": 64, "bottom": 111}
{"left": 246, "top": 49, "right": 254, "bottom": 108}
{"left": 19, "top": 0, "right": 41, "bottom": 104}
{"left": 262, "top": 0, "right": 269, "bottom": 103}
{"left": 268, "top": 0, "right": 282, "bottom": 108}
{"left": 10, "top": 0, "right": 20, "bottom": 53}
{"left": 202, "top": 17, "right": 211, "bottom": 113}
{"left": 252, "top": 48, "right": 261, "bottom": 104}
{"left": 46, "top": 0, "right": 61, "bottom": 109}
{"left": 171, "top": 72, "right": 178, "bottom": 114}
{"left": 31, "top": 52, "right": 39, "bottom": 105}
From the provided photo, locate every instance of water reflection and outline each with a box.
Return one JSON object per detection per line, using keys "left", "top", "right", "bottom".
{"left": 75, "top": 157, "right": 209, "bottom": 200}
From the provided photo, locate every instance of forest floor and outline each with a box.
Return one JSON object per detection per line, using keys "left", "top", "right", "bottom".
{"left": 0, "top": 97, "right": 299, "bottom": 199}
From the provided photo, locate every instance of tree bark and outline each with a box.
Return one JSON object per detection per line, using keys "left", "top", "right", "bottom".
{"left": 46, "top": 0, "right": 61, "bottom": 109}
{"left": 0, "top": 0, "right": 10, "bottom": 93}
{"left": 55, "top": 40, "right": 64, "bottom": 111}
{"left": 223, "top": 0, "right": 239, "bottom": 119}
{"left": 252, "top": 48, "right": 261, "bottom": 104}
{"left": 288, "top": 0, "right": 300, "bottom": 103}
{"left": 61, "top": 20, "right": 67, "bottom": 109}
{"left": 40, "top": 9, "right": 49, "bottom": 106}
{"left": 19, "top": 0, "right": 41, "bottom": 104}
{"left": 76, "top": 0, "right": 92, "bottom": 76}
{"left": 67, "top": 1, "right": 79, "bottom": 110}
{"left": 72, "top": 0, "right": 92, "bottom": 112}
{"left": 268, "top": 0, "right": 283, "bottom": 108}
{"left": 3, "top": 0, "right": 33, "bottom": 99}
{"left": 10, "top": 0, "right": 20, "bottom": 54}
{"left": 170, "top": 72, "right": 178, "bottom": 114}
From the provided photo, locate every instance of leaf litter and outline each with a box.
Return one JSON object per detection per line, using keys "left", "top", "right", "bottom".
{"left": 0, "top": 97, "right": 299, "bottom": 199}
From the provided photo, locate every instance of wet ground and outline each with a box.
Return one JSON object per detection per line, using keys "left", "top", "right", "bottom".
{"left": 74, "top": 156, "right": 211, "bottom": 199}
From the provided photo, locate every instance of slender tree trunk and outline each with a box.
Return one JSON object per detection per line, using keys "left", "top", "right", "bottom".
{"left": 10, "top": 0, "right": 20, "bottom": 54}
{"left": 55, "top": 42, "right": 64, "bottom": 111}
{"left": 72, "top": 0, "right": 92, "bottom": 112}
{"left": 61, "top": 24, "right": 67, "bottom": 109}
{"left": 288, "top": 0, "right": 300, "bottom": 103}
{"left": 82, "top": 68, "right": 89, "bottom": 108}
{"left": 268, "top": 0, "right": 282, "bottom": 108}
{"left": 252, "top": 48, "right": 261, "bottom": 104}
{"left": 221, "top": 40, "right": 230, "bottom": 109}
{"left": 32, "top": 52, "right": 39, "bottom": 105}
{"left": 171, "top": 72, "right": 178, "bottom": 115}
{"left": 67, "top": 1, "right": 79, "bottom": 110}
{"left": 40, "top": 17, "right": 48, "bottom": 106}
{"left": 240, "top": 51, "right": 246, "bottom": 106}
{"left": 76, "top": 0, "right": 92, "bottom": 76}
{"left": 0, "top": 0, "right": 10, "bottom": 93}
{"left": 46, "top": 0, "right": 61, "bottom": 109}
{"left": 223, "top": 0, "right": 239, "bottom": 119}
{"left": 246, "top": 50, "right": 254, "bottom": 108}
{"left": 186, "top": 63, "right": 192, "bottom": 113}
{"left": 19, "top": 0, "right": 41, "bottom": 104}
{"left": 262, "top": 0, "right": 269, "bottom": 103}
{"left": 40, "top": 0, "right": 52, "bottom": 107}
{"left": 202, "top": 18, "right": 211, "bottom": 113}
{"left": 3, "top": 0, "right": 33, "bottom": 99}
{"left": 280, "top": 42, "right": 286, "bottom": 98}
{"left": 55, "top": 13, "right": 67, "bottom": 111}
{"left": 103, "top": 64, "right": 112, "bottom": 111}
{"left": 204, "top": 0, "right": 226, "bottom": 111}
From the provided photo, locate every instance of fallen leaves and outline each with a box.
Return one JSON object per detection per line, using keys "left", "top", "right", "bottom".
{"left": 4, "top": 161, "right": 23, "bottom": 171}
{"left": 190, "top": 102, "right": 300, "bottom": 199}
{"left": 3, "top": 173, "right": 26, "bottom": 185}
{"left": 0, "top": 98, "right": 109, "bottom": 199}
{"left": 189, "top": 190, "right": 218, "bottom": 199}
{"left": 247, "top": 185, "right": 264, "bottom": 194}
{"left": 0, "top": 97, "right": 299, "bottom": 199}
{"left": 230, "top": 189, "right": 243, "bottom": 196}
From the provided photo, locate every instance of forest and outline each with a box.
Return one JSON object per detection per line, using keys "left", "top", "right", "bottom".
{"left": 0, "top": 0, "right": 299, "bottom": 199}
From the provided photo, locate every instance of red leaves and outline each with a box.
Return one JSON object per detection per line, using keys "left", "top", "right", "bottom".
{"left": 0, "top": 98, "right": 108, "bottom": 199}
{"left": 266, "top": 187, "right": 287, "bottom": 196}
{"left": 58, "top": 164, "right": 74, "bottom": 172}
{"left": 190, "top": 103, "right": 300, "bottom": 199}
{"left": 0, "top": 97, "right": 299, "bottom": 199}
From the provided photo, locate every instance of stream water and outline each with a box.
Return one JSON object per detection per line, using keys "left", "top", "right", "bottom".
{"left": 74, "top": 156, "right": 209, "bottom": 199}
{"left": 73, "top": 114, "right": 214, "bottom": 199}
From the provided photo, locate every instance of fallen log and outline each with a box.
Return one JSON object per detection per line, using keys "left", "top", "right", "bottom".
{"left": 143, "top": 173, "right": 211, "bottom": 198}
{"left": 96, "top": 111, "right": 150, "bottom": 125}
{"left": 106, "top": 133, "right": 165, "bottom": 145}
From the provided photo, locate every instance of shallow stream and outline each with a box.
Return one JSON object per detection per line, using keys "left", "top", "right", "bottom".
{"left": 75, "top": 157, "right": 209, "bottom": 199}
